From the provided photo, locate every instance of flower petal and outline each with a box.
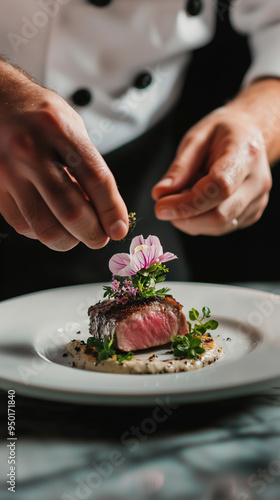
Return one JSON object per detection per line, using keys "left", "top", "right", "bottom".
{"left": 131, "top": 249, "right": 149, "bottom": 271}
{"left": 130, "top": 235, "right": 145, "bottom": 255}
{"left": 148, "top": 244, "right": 163, "bottom": 263}
{"left": 144, "top": 235, "right": 163, "bottom": 263}
{"left": 118, "top": 265, "right": 138, "bottom": 276}
{"left": 109, "top": 253, "right": 132, "bottom": 275}
{"left": 145, "top": 235, "right": 161, "bottom": 248}
{"left": 113, "top": 234, "right": 177, "bottom": 275}
{"left": 158, "top": 252, "right": 177, "bottom": 264}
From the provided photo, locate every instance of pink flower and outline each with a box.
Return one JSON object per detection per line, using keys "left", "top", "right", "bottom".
{"left": 109, "top": 235, "right": 177, "bottom": 277}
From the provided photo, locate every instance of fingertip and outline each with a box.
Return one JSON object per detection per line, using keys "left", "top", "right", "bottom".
{"left": 155, "top": 177, "right": 174, "bottom": 189}
{"left": 97, "top": 236, "right": 111, "bottom": 248}
{"left": 154, "top": 205, "right": 177, "bottom": 221}
{"left": 152, "top": 186, "right": 168, "bottom": 202}
{"left": 85, "top": 235, "right": 110, "bottom": 250}
{"left": 151, "top": 186, "right": 159, "bottom": 201}
{"left": 44, "top": 237, "right": 80, "bottom": 252}
{"left": 109, "top": 219, "right": 128, "bottom": 240}
{"left": 152, "top": 177, "right": 174, "bottom": 201}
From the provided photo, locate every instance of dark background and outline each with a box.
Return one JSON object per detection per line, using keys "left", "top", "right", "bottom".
{"left": 1, "top": 1, "right": 280, "bottom": 301}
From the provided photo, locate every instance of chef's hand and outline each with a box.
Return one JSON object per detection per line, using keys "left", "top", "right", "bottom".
{"left": 152, "top": 107, "right": 272, "bottom": 236}
{"left": 0, "top": 60, "right": 128, "bottom": 251}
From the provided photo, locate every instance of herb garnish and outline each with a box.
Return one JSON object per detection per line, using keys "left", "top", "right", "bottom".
{"left": 171, "top": 307, "right": 219, "bottom": 360}
{"left": 87, "top": 336, "right": 135, "bottom": 364}
{"left": 128, "top": 212, "right": 137, "bottom": 231}
{"left": 116, "top": 352, "right": 135, "bottom": 364}
{"left": 135, "top": 264, "right": 171, "bottom": 298}
{"left": 171, "top": 334, "right": 206, "bottom": 360}
{"left": 103, "top": 263, "right": 171, "bottom": 302}
{"left": 188, "top": 307, "right": 218, "bottom": 336}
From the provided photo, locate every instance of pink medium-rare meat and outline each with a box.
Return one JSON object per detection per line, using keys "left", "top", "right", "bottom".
{"left": 88, "top": 296, "right": 188, "bottom": 352}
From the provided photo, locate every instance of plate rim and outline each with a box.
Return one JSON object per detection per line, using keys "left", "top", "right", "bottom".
{"left": 1, "top": 281, "right": 280, "bottom": 405}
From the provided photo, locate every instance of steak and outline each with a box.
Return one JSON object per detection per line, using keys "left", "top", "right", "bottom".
{"left": 88, "top": 296, "right": 188, "bottom": 352}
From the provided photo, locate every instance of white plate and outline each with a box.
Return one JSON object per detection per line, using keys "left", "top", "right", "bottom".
{"left": 1, "top": 282, "right": 280, "bottom": 406}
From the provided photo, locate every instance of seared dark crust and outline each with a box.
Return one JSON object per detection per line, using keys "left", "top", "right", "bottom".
{"left": 88, "top": 295, "right": 183, "bottom": 343}
{"left": 88, "top": 295, "right": 182, "bottom": 322}
{"left": 84, "top": 345, "right": 98, "bottom": 357}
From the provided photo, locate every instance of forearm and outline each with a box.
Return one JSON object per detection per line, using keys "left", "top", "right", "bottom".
{"left": 0, "top": 56, "right": 43, "bottom": 113}
{"left": 0, "top": 55, "right": 37, "bottom": 83}
{"left": 226, "top": 78, "right": 280, "bottom": 165}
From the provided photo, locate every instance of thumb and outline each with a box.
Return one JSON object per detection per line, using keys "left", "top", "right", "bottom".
{"left": 152, "top": 134, "right": 209, "bottom": 201}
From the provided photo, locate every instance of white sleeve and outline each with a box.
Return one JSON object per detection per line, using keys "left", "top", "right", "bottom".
{"left": 230, "top": 0, "right": 280, "bottom": 86}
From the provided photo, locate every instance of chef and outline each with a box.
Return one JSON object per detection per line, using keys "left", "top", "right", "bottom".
{"left": 1, "top": 0, "right": 280, "bottom": 298}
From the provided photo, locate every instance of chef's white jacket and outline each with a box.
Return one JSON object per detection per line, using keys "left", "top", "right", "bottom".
{"left": 1, "top": 0, "right": 280, "bottom": 154}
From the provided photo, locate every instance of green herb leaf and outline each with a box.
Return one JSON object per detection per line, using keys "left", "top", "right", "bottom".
{"left": 203, "top": 320, "right": 219, "bottom": 330}
{"left": 87, "top": 335, "right": 116, "bottom": 362}
{"left": 170, "top": 333, "right": 205, "bottom": 360}
{"left": 189, "top": 308, "right": 199, "bottom": 321}
{"left": 170, "top": 306, "right": 219, "bottom": 360}
{"left": 138, "top": 269, "right": 149, "bottom": 277}
{"left": 117, "top": 352, "right": 135, "bottom": 364}
{"left": 191, "top": 337, "right": 203, "bottom": 347}
{"left": 187, "top": 307, "right": 219, "bottom": 337}
{"left": 202, "top": 306, "right": 211, "bottom": 318}
{"left": 130, "top": 263, "right": 170, "bottom": 300}
{"left": 193, "top": 324, "right": 206, "bottom": 335}
{"left": 87, "top": 337, "right": 103, "bottom": 351}
{"left": 156, "top": 287, "right": 171, "bottom": 297}
{"left": 87, "top": 336, "right": 135, "bottom": 364}
{"left": 128, "top": 212, "right": 137, "bottom": 231}
{"left": 98, "top": 350, "right": 112, "bottom": 362}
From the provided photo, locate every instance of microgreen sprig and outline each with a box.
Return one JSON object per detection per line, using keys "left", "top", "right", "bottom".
{"left": 128, "top": 212, "right": 137, "bottom": 231}
{"left": 87, "top": 336, "right": 135, "bottom": 364}
{"left": 87, "top": 336, "right": 115, "bottom": 362}
{"left": 134, "top": 263, "right": 171, "bottom": 298}
{"left": 117, "top": 352, "right": 135, "bottom": 364}
{"left": 170, "top": 307, "right": 219, "bottom": 360}
{"left": 188, "top": 306, "right": 218, "bottom": 336}
{"left": 171, "top": 334, "right": 206, "bottom": 360}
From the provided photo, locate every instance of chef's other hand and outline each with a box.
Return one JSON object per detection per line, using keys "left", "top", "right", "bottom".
{"left": 152, "top": 107, "right": 272, "bottom": 236}
{"left": 0, "top": 59, "right": 128, "bottom": 251}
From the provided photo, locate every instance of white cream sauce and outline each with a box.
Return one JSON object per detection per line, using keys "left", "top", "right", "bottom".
{"left": 66, "top": 337, "right": 223, "bottom": 374}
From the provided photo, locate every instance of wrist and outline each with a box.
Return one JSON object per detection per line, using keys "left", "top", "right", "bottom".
{"left": 225, "top": 79, "right": 280, "bottom": 164}
{"left": 0, "top": 58, "right": 39, "bottom": 114}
